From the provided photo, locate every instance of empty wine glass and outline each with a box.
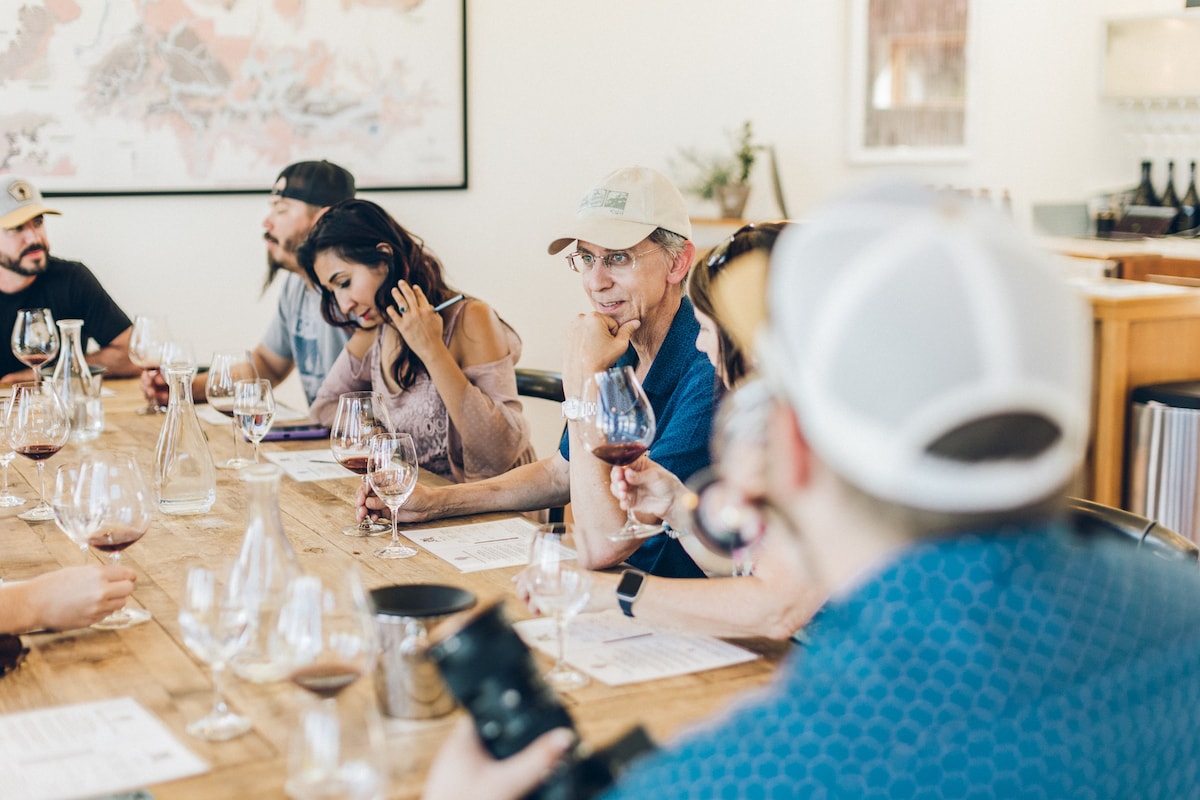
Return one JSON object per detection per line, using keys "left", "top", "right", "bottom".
{"left": 233, "top": 379, "right": 275, "bottom": 466}
{"left": 178, "top": 562, "right": 253, "bottom": 741}
{"left": 7, "top": 381, "right": 70, "bottom": 522}
{"left": 11, "top": 308, "right": 59, "bottom": 385}
{"left": 88, "top": 454, "right": 154, "bottom": 630}
{"left": 579, "top": 366, "right": 664, "bottom": 541}
{"left": 0, "top": 399, "right": 26, "bottom": 508}
{"left": 207, "top": 351, "right": 259, "bottom": 470}
{"left": 366, "top": 432, "right": 418, "bottom": 559}
{"left": 525, "top": 523, "right": 592, "bottom": 691}
{"left": 278, "top": 569, "right": 384, "bottom": 800}
{"left": 330, "top": 392, "right": 393, "bottom": 537}
{"left": 128, "top": 314, "right": 172, "bottom": 415}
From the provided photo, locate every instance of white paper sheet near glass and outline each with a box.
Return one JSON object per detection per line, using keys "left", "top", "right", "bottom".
{"left": 263, "top": 448, "right": 354, "bottom": 482}
{"left": 407, "top": 517, "right": 544, "bottom": 572}
{"left": 195, "top": 403, "right": 309, "bottom": 426}
{"left": 514, "top": 610, "right": 759, "bottom": 686}
{"left": 0, "top": 696, "right": 207, "bottom": 800}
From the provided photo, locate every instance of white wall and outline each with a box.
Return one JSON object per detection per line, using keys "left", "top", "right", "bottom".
{"left": 35, "top": 0, "right": 1189, "bottom": 430}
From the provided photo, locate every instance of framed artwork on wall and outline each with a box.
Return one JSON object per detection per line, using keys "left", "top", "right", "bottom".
{"left": 847, "top": 0, "right": 970, "bottom": 164}
{"left": 0, "top": 0, "right": 467, "bottom": 195}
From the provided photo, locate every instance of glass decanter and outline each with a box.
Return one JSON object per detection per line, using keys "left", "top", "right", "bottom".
{"left": 154, "top": 363, "right": 216, "bottom": 515}
{"left": 51, "top": 318, "right": 103, "bottom": 443}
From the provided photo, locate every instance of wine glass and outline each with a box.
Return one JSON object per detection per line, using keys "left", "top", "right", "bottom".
{"left": 128, "top": 314, "right": 172, "bottom": 415}
{"left": 88, "top": 454, "right": 154, "bottom": 629}
{"left": 525, "top": 523, "right": 592, "bottom": 691}
{"left": 278, "top": 569, "right": 384, "bottom": 800}
{"left": 11, "top": 308, "right": 59, "bottom": 385}
{"left": 207, "top": 352, "right": 259, "bottom": 470}
{"left": 51, "top": 460, "right": 107, "bottom": 558}
{"left": 0, "top": 399, "right": 26, "bottom": 508}
{"left": 178, "top": 562, "right": 253, "bottom": 741}
{"left": 233, "top": 379, "right": 275, "bottom": 466}
{"left": 6, "top": 381, "right": 70, "bottom": 522}
{"left": 366, "top": 432, "right": 419, "bottom": 559}
{"left": 579, "top": 366, "right": 664, "bottom": 540}
{"left": 329, "top": 392, "right": 393, "bottom": 537}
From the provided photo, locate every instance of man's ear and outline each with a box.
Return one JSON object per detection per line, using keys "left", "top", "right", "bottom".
{"left": 774, "top": 402, "right": 813, "bottom": 490}
{"left": 666, "top": 241, "right": 696, "bottom": 286}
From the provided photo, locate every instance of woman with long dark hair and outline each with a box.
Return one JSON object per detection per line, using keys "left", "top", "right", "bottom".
{"left": 300, "top": 199, "right": 534, "bottom": 482}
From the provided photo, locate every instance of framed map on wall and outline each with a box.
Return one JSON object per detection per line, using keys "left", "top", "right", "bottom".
{"left": 0, "top": 1, "right": 467, "bottom": 195}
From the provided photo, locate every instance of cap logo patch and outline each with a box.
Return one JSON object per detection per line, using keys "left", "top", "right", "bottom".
{"left": 579, "top": 188, "right": 628, "bottom": 215}
{"left": 8, "top": 180, "right": 34, "bottom": 203}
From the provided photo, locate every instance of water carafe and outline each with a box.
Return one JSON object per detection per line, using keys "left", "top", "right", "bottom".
{"left": 154, "top": 362, "right": 216, "bottom": 514}
{"left": 51, "top": 319, "right": 103, "bottom": 442}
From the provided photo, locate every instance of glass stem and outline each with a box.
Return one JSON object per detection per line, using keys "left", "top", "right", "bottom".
{"left": 229, "top": 419, "right": 242, "bottom": 459}
{"left": 1, "top": 462, "right": 9, "bottom": 495}
{"left": 359, "top": 477, "right": 373, "bottom": 530}
{"left": 390, "top": 508, "right": 400, "bottom": 548}
{"left": 35, "top": 461, "right": 47, "bottom": 506}
{"left": 211, "top": 662, "right": 230, "bottom": 717}
{"left": 555, "top": 613, "right": 568, "bottom": 669}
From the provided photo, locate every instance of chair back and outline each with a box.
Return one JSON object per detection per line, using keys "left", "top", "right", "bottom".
{"left": 515, "top": 368, "right": 566, "bottom": 523}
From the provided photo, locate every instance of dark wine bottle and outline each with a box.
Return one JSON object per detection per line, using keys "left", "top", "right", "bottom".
{"left": 1132, "top": 160, "right": 1160, "bottom": 207}
{"left": 1181, "top": 160, "right": 1200, "bottom": 235}
{"left": 1162, "top": 160, "right": 1185, "bottom": 234}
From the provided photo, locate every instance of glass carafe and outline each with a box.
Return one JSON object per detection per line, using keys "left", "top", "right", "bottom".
{"left": 154, "top": 363, "right": 216, "bottom": 514}
{"left": 230, "top": 463, "right": 301, "bottom": 683}
{"left": 51, "top": 319, "right": 103, "bottom": 442}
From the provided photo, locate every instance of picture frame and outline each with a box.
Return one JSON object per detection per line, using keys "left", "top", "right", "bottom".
{"left": 847, "top": 0, "right": 970, "bottom": 164}
{"left": 0, "top": 1, "right": 467, "bottom": 196}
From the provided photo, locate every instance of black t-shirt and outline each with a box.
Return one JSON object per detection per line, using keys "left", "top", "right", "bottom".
{"left": 0, "top": 257, "right": 133, "bottom": 378}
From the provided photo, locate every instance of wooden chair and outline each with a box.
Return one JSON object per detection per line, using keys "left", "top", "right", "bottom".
{"left": 516, "top": 368, "right": 566, "bottom": 523}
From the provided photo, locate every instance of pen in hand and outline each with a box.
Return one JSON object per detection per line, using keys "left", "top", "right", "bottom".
{"left": 432, "top": 293, "right": 465, "bottom": 313}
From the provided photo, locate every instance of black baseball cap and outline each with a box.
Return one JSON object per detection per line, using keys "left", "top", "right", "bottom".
{"left": 271, "top": 160, "right": 356, "bottom": 207}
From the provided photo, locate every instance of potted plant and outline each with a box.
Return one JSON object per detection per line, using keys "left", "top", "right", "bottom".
{"left": 675, "top": 121, "right": 762, "bottom": 220}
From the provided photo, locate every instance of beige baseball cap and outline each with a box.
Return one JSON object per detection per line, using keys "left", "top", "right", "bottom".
{"left": 0, "top": 177, "right": 61, "bottom": 230}
{"left": 548, "top": 166, "right": 692, "bottom": 255}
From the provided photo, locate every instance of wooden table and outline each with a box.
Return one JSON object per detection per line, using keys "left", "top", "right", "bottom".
{"left": 0, "top": 379, "right": 787, "bottom": 799}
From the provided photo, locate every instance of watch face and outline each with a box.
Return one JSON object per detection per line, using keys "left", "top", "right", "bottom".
{"left": 617, "top": 571, "right": 644, "bottom": 597}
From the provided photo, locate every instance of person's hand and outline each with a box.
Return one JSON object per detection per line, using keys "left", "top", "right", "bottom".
{"left": 561, "top": 312, "right": 639, "bottom": 392}
{"left": 355, "top": 479, "right": 440, "bottom": 524}
{"left": 422, "top": 717, "right": 575, "bottom": 800}
{"left": 24, "top": 564, "right": 137, "bottom": 631}
{"left": 139, "top": 367, "right": 169, "bottom": 407}
{"left": 611, "top": 457, "right": 684, "bottom": 522}
{"left": 385, "top": 280, "right": 445, "bottom": 362}
{"left": 514, "top": 567, "right": 615, "bottom": 615}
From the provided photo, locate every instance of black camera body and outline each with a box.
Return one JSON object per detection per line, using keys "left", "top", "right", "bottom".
{"left": 427, "top": 600, "right": 654, "bottom": 800}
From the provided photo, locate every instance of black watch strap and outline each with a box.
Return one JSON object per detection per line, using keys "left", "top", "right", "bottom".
{"left": 616, "top": 570, "right": 646, "bottom": 617}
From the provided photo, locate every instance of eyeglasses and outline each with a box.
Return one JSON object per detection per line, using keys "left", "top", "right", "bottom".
{"left": 566, "top": 246, "right": 666, "bottom": 274}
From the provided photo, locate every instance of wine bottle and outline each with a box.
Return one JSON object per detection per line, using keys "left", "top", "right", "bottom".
{"left": 1162, "top": 160, "right": 1185, "bottom": 233}
{"left": 1132, "top": 160, "right": 1160, "bottom": 207}
{"left": 1182, "top": 161, "right": 1200, "bottom": 235}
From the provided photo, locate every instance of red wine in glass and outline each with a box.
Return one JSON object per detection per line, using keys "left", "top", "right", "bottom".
{"left": 16, "top": 443, "right": 63, "bottom": 461}
{"left": 590, "top": 442, "right": 648, "bottom": 467}
{"left": 336, "top": 454, "right": 370, "bottom": 475}
{"left": 290, "top": 662, "right": 364, "bottom": 700}
{"left": 89, "top": 526, "right": 146, "bottom": 554}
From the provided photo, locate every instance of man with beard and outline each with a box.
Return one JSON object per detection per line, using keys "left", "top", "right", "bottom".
{"left": 0, "top": 177, "right": 138, "bottom": 383}
{"left": 143, "top": 160, "right": 354, "bottom": 406}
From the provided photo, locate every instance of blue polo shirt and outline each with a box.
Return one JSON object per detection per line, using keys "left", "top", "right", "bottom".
{"left": 560, "top": 297, "right": 716, "bottom": 578}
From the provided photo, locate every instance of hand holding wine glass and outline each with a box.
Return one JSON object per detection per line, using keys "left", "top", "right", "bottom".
{"left": 579, "top": 366, "right": 664, "bottom": 541}
{"left": 206, "top": 352, "right": 259, "bottom": 469}
{"left": 330, "top": 391, "right": 393, "bottom": 537}
{"left": 366, "top": 432, "right": 419, "bottom": 559}
{"left": 525, "top": 523, "right": 592, "bottom": 691}
{"left": 178, "top": 561, "right": 253, "bottom": 741}
{"left": 129, "top": 314, "right": 172, "bottom": 415}
{"left": 7, "top": 381, "right": 70, "bottom": 522}
{"left": 11, "top": 308, "right": 59, "bottom": 385}
{"left": 233, "top": 379, "right": 275, "bottom": 466}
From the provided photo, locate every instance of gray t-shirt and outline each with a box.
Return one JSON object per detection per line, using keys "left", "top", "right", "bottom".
{"left": 260, "top": 271, "right": 350, "bottom": 405}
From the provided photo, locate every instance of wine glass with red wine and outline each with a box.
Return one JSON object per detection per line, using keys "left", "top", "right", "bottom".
{"left": 279, "top": 569, "right": 384, "bottom": 799}
{"left": 206, "top": 350, "right": 259, "bottom": 470}
{"left": 579, "top": 366, "right": 665, "bottom": 540}
{"left": 330, "top": 391, "right": 393, "bottom": 537}
{"left": 11, "top": 308, "right": 59, "bottom": 385}
{"left": 128, "top": 314, "right": 172, "bottom": 415}
{"left": 88, "top": 453, "right": 154, "bottom": 629}
{"left": 6, "top": 381, "right": 70, "bottom": 522}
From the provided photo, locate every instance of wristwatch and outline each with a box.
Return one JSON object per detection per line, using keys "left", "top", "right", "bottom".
{"left": 616, "top": 570, "right": 646, "bottom": 617}
{"left": 561, "top": 397, "right": 594, "bottom": 420}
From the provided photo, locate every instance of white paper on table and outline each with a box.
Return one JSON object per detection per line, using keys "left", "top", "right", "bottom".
{"left": 195, "top": 403, "right": 310, "bottom": 426}
{"left": 263, "top": 448, "right": 355, "bottom": 482}
{"left": 406, "top": 517, "right": 547, "bottom": 572}
{"left": 0, "top": 696, "right": 208, "bottom": 800}
{"left": 514, "top": 610, "right": 759, "bottom": 686}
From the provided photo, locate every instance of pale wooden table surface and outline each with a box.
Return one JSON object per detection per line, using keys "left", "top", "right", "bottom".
{"left": 0, "top": 378, "right": 789, "bottom": 799}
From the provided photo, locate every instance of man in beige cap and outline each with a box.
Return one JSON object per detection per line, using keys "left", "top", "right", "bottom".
{"left": 0, "top": 177, "right": 137, "bottom": 382}
{"left": 359, "top": 166, "right": 717, "bottom": 580}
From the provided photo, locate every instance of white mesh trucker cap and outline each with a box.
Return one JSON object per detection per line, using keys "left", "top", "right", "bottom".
{"left": 759, "top": 181, "right": 1092, "bottom": 513}
{"left": 548, "top": 166, "right": 692, "bottom": 255}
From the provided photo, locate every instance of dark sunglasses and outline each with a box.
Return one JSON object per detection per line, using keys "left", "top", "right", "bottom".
{"left": 704, "top": 221, "right": 790, "bottom": 272}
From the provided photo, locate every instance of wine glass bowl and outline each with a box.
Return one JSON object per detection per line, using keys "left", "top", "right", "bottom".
{"left": 88, "top": 454, "right": 154, "bottom": 629}
{"left": 7, "top": 381, "right": 70, "bottom": 522}
{"left": 128, "top": 314, "right": 172, "bottom": 415}
{"left": 0, "top": 399, "right": 26, "bottom": 508}
{"left": 525, "top": 524, "right": 592, "bottom": 692}
{"left": 11, "top": 308, "right": 59, "bottom": 385}
{"left": 366, "top": 432, "right": 419, "bottom": 559}
{"left": 233, "top": 379, "right": 276, "bottom": 466}
{"left": 207, "top": 351, "right": 259, "bottom": 470}
{"left": 579, "top": 366, "right": 664, "bottom": 541}
{"left": 330, "top": 392, "right": 393, "bottom": 537}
